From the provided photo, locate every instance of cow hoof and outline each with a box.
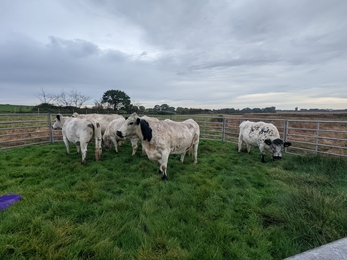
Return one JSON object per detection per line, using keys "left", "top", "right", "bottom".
{"left": 161, "top": 175, "right": 168, "bottom": 181}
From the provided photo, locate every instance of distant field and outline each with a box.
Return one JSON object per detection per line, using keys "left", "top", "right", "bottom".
{"left": 0, "top": 104, "right": 34, "bottom": 113}
{"left": 225, "top": 112, "right": 347, "bottom": 121}
{"left": 1, "top": 103, "right": 347, "bottom": 120}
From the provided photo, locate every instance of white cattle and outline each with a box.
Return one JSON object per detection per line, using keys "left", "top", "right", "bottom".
{"left": 238, "top": 120, "right": 291, "bottom": 162}
{"left": 116, "top": 113, "right": 200, "bottom": 180}
{"left": 102, "top": 117, "right": 139, "bottom": 156}
{"left": 72, "top": 112, "right": 123, "bottom": 134}
{"left": 52, "top": 114, "right": 102, "bottom": 165}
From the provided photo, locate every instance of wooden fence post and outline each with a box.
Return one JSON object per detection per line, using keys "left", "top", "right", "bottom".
{"left": 48, "top": 113, "right": 54, "bottom": 143}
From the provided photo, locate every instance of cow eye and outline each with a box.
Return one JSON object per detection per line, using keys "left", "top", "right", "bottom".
{"left": 129, "top": 122, "right": 134, "bottom": 125}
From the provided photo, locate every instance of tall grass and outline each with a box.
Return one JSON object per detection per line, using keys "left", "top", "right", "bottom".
{"left": 1, "top": 140, "right": 347, "bottom": 259}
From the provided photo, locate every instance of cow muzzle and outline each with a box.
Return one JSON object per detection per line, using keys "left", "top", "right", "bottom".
{"left": 116, "top": 131, "right": 123, "bottom": 138}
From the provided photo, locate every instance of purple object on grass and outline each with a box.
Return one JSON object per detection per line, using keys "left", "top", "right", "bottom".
{"left": 0, "top": 194, "right": 22, "bottom": 211}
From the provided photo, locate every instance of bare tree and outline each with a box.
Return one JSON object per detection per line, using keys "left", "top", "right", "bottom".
{"left": 39, "top": 89, "right": 91, "bottom": 107}
{"left": 35, "top": 88, "right": 55, "bottom": 104}
{"left": 53, "top": 90, "right": 70, "bottom": 106}
{"left": 68, "top": 89, "right": 91, "bottom": 108}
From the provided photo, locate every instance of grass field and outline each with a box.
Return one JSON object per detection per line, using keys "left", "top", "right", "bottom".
{"left": 1, "top": 140, "right": 347, "bottom": 259}
{"left": 0, "top": 104, "right": 34, "bottom": 113}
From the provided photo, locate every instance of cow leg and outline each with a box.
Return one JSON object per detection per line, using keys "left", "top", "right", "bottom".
{"left": 81, "top": 142, "right": 88, "bottom": 165}
{"left": 142, "top": 146, "right": 147, "bottom": 156}
{"left": 158, "top": 153, "right": 169, "bottom": 180}
{"left": 193, "top": 143, "right": 199, "bottom": 164}
{"left": 130, "top": 138, "right": 138, "bottom": 156}
{"left": 76, "top": 144, "right": 80, "bottom": 154}
{"left": 161, "top": 166, "right": 168, "bottom": 180}
{"left": 180, "top": 152, "right": 186, "bottom": 163}
{"left": 157, "top": 162, "right": 163, "bottom": 174}
{"left": 261, "top": 154, "right": 266, "bottom": 163}
{"left": 111, "top": 136, "right": 118, "bottom": 153}
{"left": 238, "top": 137, "right": 243, "bottom": 153}
{"left": 95, "top": 146, "right": 102, "bottom": 161}
{"left": 63, "top": 136, "right": 70, "bottom": 155}
{"left": 246, "top": 144, "right": 251, "bottom": 153}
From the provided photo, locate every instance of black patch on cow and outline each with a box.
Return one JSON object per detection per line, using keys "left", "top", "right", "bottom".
{"left": 260, "top": 127, "right": 270, "bottom": 135}
{"left": 251, "top": 126, "right": 259, "bottom": 132}
{"left": 272, "top": 138, "right": 283, "bottom": 145}
{"left": 284, "top": 141, "right": 292, "bottom": 147}
{"left": 56, "top": 114, "right": 61, "bottom": 121}
{"left": 264, "top": 139, "right": 272, "bottom": 145}
{"left": 140, "top": 119, "right": 152, "bottom": 142}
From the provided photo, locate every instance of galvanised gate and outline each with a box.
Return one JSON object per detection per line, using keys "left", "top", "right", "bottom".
{"left": 1, "top": 113, "right": 347, "bottom": 157}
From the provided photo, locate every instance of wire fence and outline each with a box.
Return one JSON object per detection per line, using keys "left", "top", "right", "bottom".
{"left": 1, "top": 113, "right": 347, "bottom": 157}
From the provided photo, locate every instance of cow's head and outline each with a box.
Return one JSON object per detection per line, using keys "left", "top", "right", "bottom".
{"left": 52, "top": 114, "right": 64, "bottom": 130}
{"left": 264, "top": 138, "right": 291, "bottom": 160}
{"left": 101, "top": 135, "right": 112, "bottom": 151}
{"left": 116, "top": 113, "right": 152, "bottom": 141}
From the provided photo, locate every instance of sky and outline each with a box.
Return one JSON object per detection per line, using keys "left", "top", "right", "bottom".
{"left": 1, "top": 0, "right": 347, "bottom": 110}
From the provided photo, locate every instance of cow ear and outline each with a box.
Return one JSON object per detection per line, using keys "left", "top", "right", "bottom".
{"left": 56, "top": 114, "right": 61, "bottom": 121}
{"left": 284, "top": 142, "right": 292, "bottom": 147}
{"left": 136, "top": 118, "right": 141, "bottom": 125}
{"left": 264, "top": 139, "right": 272, "bottom": 145}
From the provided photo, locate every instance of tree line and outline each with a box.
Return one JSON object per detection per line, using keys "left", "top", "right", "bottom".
{"left": 35, "top": 88, "right": 278, "bottom": 115}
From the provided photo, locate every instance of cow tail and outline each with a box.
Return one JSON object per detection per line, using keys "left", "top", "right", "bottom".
{"left": 91, "top": 121, "right": 102, "bottom": 161}
{"left": 189, "top": 132, "right": 199, "bottom": 158}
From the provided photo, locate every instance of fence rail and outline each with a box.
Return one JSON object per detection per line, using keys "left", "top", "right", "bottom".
{"left": 1, "top": 113, "right": 347, "bottom": 157}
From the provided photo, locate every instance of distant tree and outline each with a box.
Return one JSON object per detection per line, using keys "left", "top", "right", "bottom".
{"left": 241, "top": 107, "right": 252, "bottom": 113}
{"left": 139, "top": 106, "right": 146, "bottom": 112}
{"left": 35, "top": 88, "right": 55, "bottom": 104}
{"left": 154, "top": 105, "right": 161, "bottom": 111}
{"left": 263, "top": 106, "right": 276, "bottom": 113}
{"left": 176, "top": 107, "right": 189, "bottom": 114}
{"left": 68, "top": 89, "right": 91, "bottom": 108}
{"left": 36, "top": 88, "right": 90, "bottom": 108}
{"left": 126, "top": 104, "right": 139, "bottom": 113}
{"left": 101, "top": 90, "right": 131, "bottom": 112}
{"left": 176, "top": 107, "right": 183, "bottom": 114}
{"left": 160, "top": 104, "right": 170, "bottom": 111}
{"left": 252, "top": 108, "right": 262, "bottom": 113}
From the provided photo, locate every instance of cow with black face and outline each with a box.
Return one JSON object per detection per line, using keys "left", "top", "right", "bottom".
{"left": 116, "top": 113, "right": 200, "bottom": 180}
{"left": 238, "top": 120, "right": 291, "bottom": 162}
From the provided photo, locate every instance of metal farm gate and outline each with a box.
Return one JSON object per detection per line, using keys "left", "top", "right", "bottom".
{"left": 1, "top": 113, "right": 347, "bottom": 158}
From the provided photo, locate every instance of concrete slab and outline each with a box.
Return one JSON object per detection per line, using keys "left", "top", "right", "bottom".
{"left": 285, "top": 237, "right": 347, "bottom": 260}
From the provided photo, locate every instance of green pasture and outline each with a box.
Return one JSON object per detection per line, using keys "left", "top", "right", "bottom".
{"left": 1, "top": 140, "right": 347, "bottom": 259}
{"left": 0, "top": 104, "right": 33, "bottom": 113}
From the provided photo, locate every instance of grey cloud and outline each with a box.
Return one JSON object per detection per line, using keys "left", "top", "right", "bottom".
{"left": 1, "top": 0, "right": 347, "bottom": 109}
{"left": 47, "top": 36, "right": 100, "bottom": 58}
